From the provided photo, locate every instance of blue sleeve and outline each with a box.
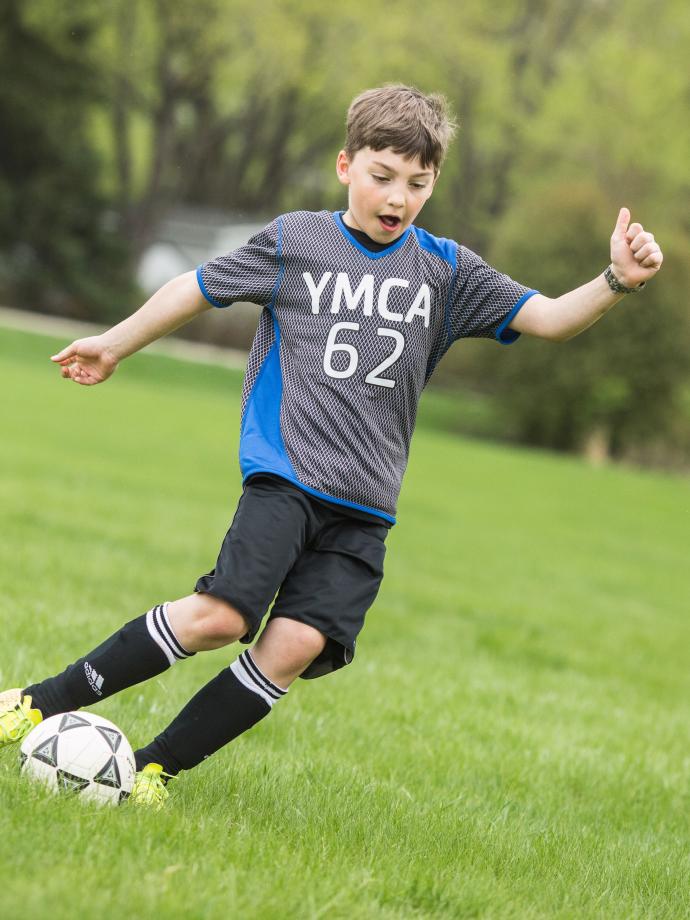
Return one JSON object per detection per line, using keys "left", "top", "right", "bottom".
{"left": 197, "top": 218, "right": 281, "bottom": 308}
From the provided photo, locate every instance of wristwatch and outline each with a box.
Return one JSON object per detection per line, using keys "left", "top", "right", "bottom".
{"left": 605, "top": 265, "right": 645, "bottom": 294}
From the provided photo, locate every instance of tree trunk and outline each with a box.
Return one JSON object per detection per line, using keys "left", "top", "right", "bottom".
{"left": 581, "top": 425, "right": 611, "bottom": 466}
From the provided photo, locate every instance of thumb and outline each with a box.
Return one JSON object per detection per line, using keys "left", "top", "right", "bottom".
{"left": 612, "top": 207, "right": 630, "bottom": 241}
{"left": 50, "top": 341, "right": 78, "bottom": 363}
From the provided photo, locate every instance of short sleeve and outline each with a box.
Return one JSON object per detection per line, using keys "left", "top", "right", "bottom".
{"left": 196, "top": 218, "right": 281, "bottom": 308}
{"left": 449, "top": 245, "right": 538, "bottom": 345}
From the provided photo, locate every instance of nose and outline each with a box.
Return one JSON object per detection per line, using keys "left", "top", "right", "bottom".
{"left": 386, "top": 183, "right": 405, "bottom": 210}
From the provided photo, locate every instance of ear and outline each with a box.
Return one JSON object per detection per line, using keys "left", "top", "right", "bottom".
{"left": 336, "top": 149, "right": 351, "bottom": 186}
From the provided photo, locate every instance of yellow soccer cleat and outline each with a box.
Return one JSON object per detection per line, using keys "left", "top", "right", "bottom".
{"left": 129, "top": 762, "right": 171, "bottom": 810}
{"left": 0, "top": 689, "right": 42, "bottom": 747}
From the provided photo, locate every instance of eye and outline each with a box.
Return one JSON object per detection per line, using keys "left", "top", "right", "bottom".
{"left": 372, "top": 174, "right": 390, "bottom": 183}
{"left": 411, "top": 183, "right": 427, "bottom": 190}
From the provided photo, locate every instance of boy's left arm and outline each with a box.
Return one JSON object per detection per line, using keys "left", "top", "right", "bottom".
{"left": 508, "top": 208, "right": 664, "bottom": 342}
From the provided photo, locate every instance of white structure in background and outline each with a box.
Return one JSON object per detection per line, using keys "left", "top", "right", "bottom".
{"left": 137, "top": 208, "right": 265, "bottom": 294}
{"left": 136, "top": 208, "right": 266, "bottom": 350}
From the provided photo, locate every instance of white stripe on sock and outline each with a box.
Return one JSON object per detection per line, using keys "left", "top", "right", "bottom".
{"left": 145, "top": 603, "right": 194, "bottom": 666}
{"left": 152, "top": 605, "right": 181, "bottom": 660}
{"left": 238, "top": 656, "right": 280, "bottom": 701}
{"left": 158, "top": 602, "right": 193, "bottom": 659}
{"left": 230, "top": 652, "right": 288, "bottom": 709}
{"left": 243, "top": 649, "right": 285, "bottom": 698}
{"left": 145, "top": 606, "right": 177, "bottom": 666}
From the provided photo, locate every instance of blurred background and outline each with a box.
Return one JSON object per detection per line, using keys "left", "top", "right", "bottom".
{"left": 1, "top": 0, "right": 689, "bottom": 469}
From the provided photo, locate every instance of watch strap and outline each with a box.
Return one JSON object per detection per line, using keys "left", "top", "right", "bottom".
{"left": 605, "top": 265, "right": 645, "bottom": 294}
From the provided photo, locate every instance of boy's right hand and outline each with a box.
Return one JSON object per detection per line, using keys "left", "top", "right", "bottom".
{"left": 50, "top": 336, "right": 119, "bottom": 385}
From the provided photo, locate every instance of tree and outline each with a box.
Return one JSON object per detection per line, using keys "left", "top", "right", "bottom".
{"left": 0, "top": 0, "right": 134, "bottom": 319}
{"left": 476, "top": 180, "right": 690, "bottom": 460}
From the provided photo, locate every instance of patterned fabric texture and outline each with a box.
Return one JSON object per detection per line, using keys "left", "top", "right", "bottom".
{"left": 198, "top": 210, "right": 536, "bottom": 521}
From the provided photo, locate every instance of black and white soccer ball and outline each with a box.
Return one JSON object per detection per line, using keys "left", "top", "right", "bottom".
{"left": 19, "top": 712, "right": 136, "bottom": 806}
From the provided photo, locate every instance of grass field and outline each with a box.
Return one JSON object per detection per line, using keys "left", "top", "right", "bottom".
{"left": 1, "top": 326, "right": 688, "bottom": 919}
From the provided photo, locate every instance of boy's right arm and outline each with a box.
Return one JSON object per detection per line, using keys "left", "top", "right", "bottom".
{"left": 51, "top": 270, "right": 211, "bottom": 385}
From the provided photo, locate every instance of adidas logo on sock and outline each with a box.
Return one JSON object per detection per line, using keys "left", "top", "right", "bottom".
{"left": 84, "top": 661, "right": 104, "bottom": 696}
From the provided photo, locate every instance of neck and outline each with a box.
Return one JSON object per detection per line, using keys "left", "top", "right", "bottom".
{"left": 341, "top": 210, "right": 361, "bottom": 232}
{"left": 338, "top": 212, "right": 401, "bottom": 253}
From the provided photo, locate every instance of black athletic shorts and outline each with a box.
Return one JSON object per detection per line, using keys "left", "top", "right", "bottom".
{"left": 194, "top": 475, "right": 389, "bottom": 679}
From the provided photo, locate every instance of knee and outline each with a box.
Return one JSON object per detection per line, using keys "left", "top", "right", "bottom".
{"left": 289, "top": 621, "right": 328, "bottom": 664}
{"left": 195, "top": 595, "right": 248, "bottom": 645}
{"left": 254, "top": 617, "right": 327, "bottom": 682}
{"left": 168, "top": 593, "right": 248, "bottom": 650}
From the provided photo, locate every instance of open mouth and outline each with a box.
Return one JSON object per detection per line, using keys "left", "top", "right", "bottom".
{"left": 378, "top": 215, "right": 402, "bottom": 232}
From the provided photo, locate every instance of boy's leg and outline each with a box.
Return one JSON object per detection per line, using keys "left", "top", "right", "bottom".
{"left": 250, "top": 616, "right": 329, "bottom": 686}
{"left": 19, "top": 477, "right": 316, "bottom": 722}
{"left": 22, "top": 595, "right": 248, "bottom": 719}
{"left": 133, "top": 618, "right": 326, "bottom": 774}
{"left": 132, "top": 511, "right": 387, "bottom": 779}
{"left": 132, "top": 480, "right": 326, "bottom": 773}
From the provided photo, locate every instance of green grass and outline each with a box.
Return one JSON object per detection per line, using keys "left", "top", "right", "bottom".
{"left": 1, "top": 327, "right": 689, "bottom": 919}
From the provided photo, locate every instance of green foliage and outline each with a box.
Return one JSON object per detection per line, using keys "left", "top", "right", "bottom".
{"left": 3, "top": 0, "right": 690, "bottom": 462}
{"left": 480, "top": 181, "right": 690, "bottom": 457}
{"left": 0, "top": 0, "right": 136, "bottom": 319}
{"left": 510, "top": 0, "right": 690, "bottom": 232}
{"left": 82, "top": 0, "right": 605, "bottom": 246}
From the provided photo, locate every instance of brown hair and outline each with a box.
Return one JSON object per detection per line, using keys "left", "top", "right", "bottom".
{"left": 344, "top": 84, "right": 457, "bottom": 173}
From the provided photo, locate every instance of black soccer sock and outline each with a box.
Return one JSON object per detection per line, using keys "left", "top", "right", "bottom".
{"left": 133, "top": 648, "right": 287, "bottom": 775}
{"left": 24, "top": 604, "right": 195, "bottom": 718}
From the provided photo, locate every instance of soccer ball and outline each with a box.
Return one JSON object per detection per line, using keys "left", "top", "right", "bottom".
{"left": 19, "top": 712, "right": 136, "bottom": 806}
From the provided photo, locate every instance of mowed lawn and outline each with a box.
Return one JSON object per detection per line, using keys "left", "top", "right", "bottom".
{"left": 1, "top": 326, "right": 688, "bottom": 920}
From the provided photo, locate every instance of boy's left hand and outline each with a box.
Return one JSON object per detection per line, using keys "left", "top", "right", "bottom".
{"left": 610, "top": 207, "right": 663, "bottom": 288}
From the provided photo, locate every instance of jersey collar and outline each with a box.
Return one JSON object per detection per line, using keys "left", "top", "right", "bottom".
{"left": 332, "top": 211, "right": 412, "bottom": 260}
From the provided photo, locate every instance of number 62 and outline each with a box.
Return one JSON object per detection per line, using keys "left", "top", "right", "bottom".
{"left": 323, "top": 322, "right": 405, "bottom": 389}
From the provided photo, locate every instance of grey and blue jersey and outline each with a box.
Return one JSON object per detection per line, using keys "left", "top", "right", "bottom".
{"left": 197, "top": 209, "right": 537, "bottom": 523}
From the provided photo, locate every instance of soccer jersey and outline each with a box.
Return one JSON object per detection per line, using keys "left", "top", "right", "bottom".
{"left": 197, "top": 209, "right": 537, "bottom": 523}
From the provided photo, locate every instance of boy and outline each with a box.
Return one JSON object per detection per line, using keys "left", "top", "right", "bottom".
{"left": 0, "top": 85, "right": 663, "bottom": 807}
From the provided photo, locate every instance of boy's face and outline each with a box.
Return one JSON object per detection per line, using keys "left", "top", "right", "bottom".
{"left": 336, "top": 146, "right": 437, "bottom": 243}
